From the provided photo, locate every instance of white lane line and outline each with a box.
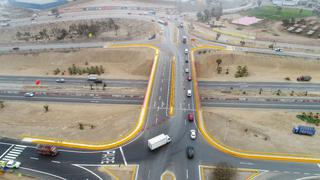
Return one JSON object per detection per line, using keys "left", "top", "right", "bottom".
{"left": 283, "top": 171, "right": 290, "bottom": 174}
{"left": 186, "top": 169, "right": 189, "bottom": 179}
{"left": 239, "top": 162, "right": 254, "bottom": 165}
{"left": 2, "top": 158, "right": 15, "bottom": 161}
{"left": 10, "top": 149, "right": 23, "bottom": 153}
{"left": 13, "top": 147, "right": 26, "bottom": 150}
{"left": 198, "top": 165, "right": 202, "bottom": 180}
{"left": 317, "top": 163, "right": 320, "bottom": 168}
{"left": 0, "top": 145, "right": 14, "bottom": 159}
{"left": 72, "top": 164, "right": 103, "bottom": 180}
{"left": 119, "top": 147, "right": 127, "bottom": 166}
{"left": 20, "top": 167, "right": 66, "bottom": 180}
{"left": 30, "top": 157, "right": 39, "bottom": 160}
{"left": 15, "top": 145, "right": 26, "bottom": 148}
{"left": 148, "top": 170, "right": 151, "bottom": 179}
{"left": 135, "top": 165, "right": 139, "bottom": 180}
{"left": 159, "top": 96, "right": 161, "bottom": 101}
{"left": 156, "top": 117, "right": 158, "bottom": 124}
{"left": 4, "top": 155, "right": 16, "bottom": 159}
{"left": 7, "top": 153, "right": 19, "bottom": 157}
{"left": 304, "top": 173, "right": 311, "bottom": 175}
{"left": 293, "top": 172, "right": 300, "bottom": 174}
{"left": 52, "top": 160, "right": 61, "bottom": 164}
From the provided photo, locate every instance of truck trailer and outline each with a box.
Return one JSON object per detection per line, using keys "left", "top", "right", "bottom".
{"left": 292, "top": 125, "right": 316, "bottom": 136}
{"left": 148, "top": 134, "right": 171, "bottom": 150}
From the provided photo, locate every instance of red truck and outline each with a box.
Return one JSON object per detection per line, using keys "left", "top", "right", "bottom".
{"left": 36, "top": 144, "right": 59, "bottom": 156}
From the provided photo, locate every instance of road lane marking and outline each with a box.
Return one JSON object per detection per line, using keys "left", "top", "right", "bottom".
{"left": 52, "top": 160, "right": 61, "bottom": 164}
{"left": 72, "top": 164, "right": 103, "bottom": 180}
{"left": 120, "top": 147, "right": 127, "bottom": 166}
{"left": 0, "top": 145, "right": 13, "bottom": 159}
{"left": 148, "top": 170, "right": 150, "bottom": 179}
{"left": 10, "top": 149, "right": 23, "bottom": 153}
{"left": 186, "top": 169, "right": 189, "bottom": 179}
{"left": 317, "top": 163, "right": 320, "bottom": 168}
{"left": 7, "top": 153, "right": 19, "bottom": 157}
{"left": 293, "top": 172, "right": 300, "bottom": 174}
{"left": 15, "top": 145, "right": 26, "bottom": 148}
{"left": 135, "top": 165, "right": 139, "bottom": 180}
{"left": 4, "top": 155, "right": 16, "bottom": 159}
{"left": 239, "top": 162, "right": 254, "bottom": 165}
{"left": 30, "top": 157, "right": 39, "bottom": 160}
{"left": 20, "top": 167, "right": 66, "bottom": 180}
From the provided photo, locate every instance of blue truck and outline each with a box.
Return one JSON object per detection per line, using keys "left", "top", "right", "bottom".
{"left": 292, "top": 126, "right": 316, "bottom": 136}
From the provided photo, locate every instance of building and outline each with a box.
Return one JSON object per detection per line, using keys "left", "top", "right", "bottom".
{"left": 9, "top": 0, "right": 68, "bottom": 10}
{"left": 272, "top": 0, "right": 299, "bottom": 6}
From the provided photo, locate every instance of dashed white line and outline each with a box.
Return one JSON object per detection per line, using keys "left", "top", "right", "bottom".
{"left": 30, "top": 157, "right": 39, "bottom": 160}
{"left": 293, "top": 172, "right": 300, "bottom": 174}
{"left": 304, "top": 173, "right": 311, "bottom": 175}
{"left": 283, "top": 171, "right": 290, "bottom": 174}
{"left": 15, "top": 145, "right": 27, "bottom": 148}
{"left": 148, "top": 170, "right": 151, "bottom": 179}
{"left": 186, "top": 169, "right": 189, "bottom": 179}
{"left": 52, "top": 161, "right": 61, "bottom": 164}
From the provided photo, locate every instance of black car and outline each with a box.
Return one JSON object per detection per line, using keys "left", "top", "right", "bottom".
{"left": 186, "top": 146, "right": 194, "bottom": 159}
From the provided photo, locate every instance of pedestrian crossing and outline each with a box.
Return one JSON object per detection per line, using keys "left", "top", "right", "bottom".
{"left": 1, "top": 145, "right": 26, "bottom": 161}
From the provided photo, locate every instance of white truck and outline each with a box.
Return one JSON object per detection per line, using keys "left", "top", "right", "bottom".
{"left": 88, "top": 74, "right": 98, "bottom": 81}
{"left": 148, "top": 134, "right": 171, "bottom": 150}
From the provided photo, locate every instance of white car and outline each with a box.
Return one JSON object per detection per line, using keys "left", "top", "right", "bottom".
{"left": 185, "top": 68, "right": 189, "bottom": 73}
{"left": 0, "top": 160, "right": 21, "bottom": 169}
{"left": 56, "top": 78, "right": 65, "bottom": 83}
{"left": 274, "top": 48, "right": 283, "bottom": 52}
{"left": 190, "top": 129, "right": 197, "bottom": 140}
{"left": 184, "top": 48, "right": 189, "bottom": 54}
{"left": 24, "top": 92, "right": 34, "bottom": 97}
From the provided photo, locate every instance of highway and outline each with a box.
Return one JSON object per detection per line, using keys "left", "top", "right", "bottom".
{"left": 1, "top": 3, "right": 320, "bottom": 180}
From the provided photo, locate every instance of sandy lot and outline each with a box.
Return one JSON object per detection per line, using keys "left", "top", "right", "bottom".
{"left": 195, "top": 51, "right": 320, "bottom": 83}
{"left": 0, "top": 101, "right": 140, "bottom": 143}
{"left": 203, "top": 167, "right": 254, "bottom": 180}
{"left": 99, "top": 165, "right": 137, "bottom": 180}
{"left": 203, "top": 107, "right": 320, "bottom": 156}
{"left": 0, "top": 18, "right": 159, "bottom": 44}
{"left": 0, "top": 48, "right": 154, "bottom": 80}
{"left": 0, "top": 173, "right": 36, "bottom": 180}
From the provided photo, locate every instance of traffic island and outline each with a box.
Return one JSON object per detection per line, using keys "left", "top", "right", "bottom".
{"left": 99, "top": 165, "right": 138, "bottom": 180}
{"left": 200, "top": 165, "right": 259, "bottom": 180}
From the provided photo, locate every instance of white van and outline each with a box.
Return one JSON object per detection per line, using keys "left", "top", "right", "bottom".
{"left": 187, "top": 90, "right": 192, "bottom": 97}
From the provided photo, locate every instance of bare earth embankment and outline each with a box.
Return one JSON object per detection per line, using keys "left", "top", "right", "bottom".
{"left": 0, "top": 48, "right": 154, "bottom": 80}
{"left": 195, "top": 51, "right": 320, "bottom": 83}
{"left": 203, "top": 107, "right": 320, "bottom": 156}
{"left": 0, "top": 101, "right": 140, "bottom": 143}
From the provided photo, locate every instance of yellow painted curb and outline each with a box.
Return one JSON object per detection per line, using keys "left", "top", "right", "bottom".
{"left": 104, "top": 168, "right": 120, "bottom": 180}
{"left": 169, "top": 56, "right": 175, "bottom": 117}
{"left": 246, "top": 171, "right": 260, "bottom": 180}
{"left": 213, "top": 28, "right": 255, "bottom": 40}
{"left": 22, "top": 44, "right": 160, "bottom": 150}
{"left": 161, "top": 170, "right": 176, "bottom": 180}
{"left": 191, "top": 46, "right": 320, "bottom": 163}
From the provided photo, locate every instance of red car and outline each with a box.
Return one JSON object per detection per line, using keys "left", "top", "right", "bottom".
{"left": 187, "top": 76, "right": 192, "bottom": 81}
{"left": 188, "top": 113, "right": 194, "bottom": 122}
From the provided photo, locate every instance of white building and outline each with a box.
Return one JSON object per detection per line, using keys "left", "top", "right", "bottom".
{"left": 272, "top": 0, "right": 299, "bottom": 6}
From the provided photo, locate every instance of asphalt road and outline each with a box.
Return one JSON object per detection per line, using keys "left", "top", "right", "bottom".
{"left": 0, "top": 75, "right": 147, "bottom": 88}
{"left": 199, "top": 81, "right": 320, "bottom": 91}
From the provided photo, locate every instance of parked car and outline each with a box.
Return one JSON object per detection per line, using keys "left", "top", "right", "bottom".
{"left": 184, "top": 48, "right": 189, "bottom": 54}
{"left": 188, "top": 113, "right": 194, "bottom": 122}
{"left": 190, "top": 130, "right": 196, "bottom": 140}
{"left": 0, "top": 160, "right": 21, "bottom": 169}
{"left": 56, "top": 78, "right": 65, "bottom": 83}
{"left": 5, "top": 160, "right": 21, "bottom": 169}
{"left": 24, "top": 92, "right": 34, "bottom": 97}
{"left": 185, "top": 68, "right": 189, "bottom": 73}
{"left": 12, "top": 47, "right": 19, "bottom": 50}
{"left": 274, "top": 48, "right": 283, "bottom": 52}
{"left": 187, "top": 90, "right": 192, "bottom": 97}
{"left": 187, "top": 76, "right": 192, "bottom": 81}
{"left": 186, "top": 146, "right": 194, "bottom": 159}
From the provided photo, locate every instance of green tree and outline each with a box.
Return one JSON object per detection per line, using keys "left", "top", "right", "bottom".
{"left": 0, "top": 101, "right": 4, "bottom": 109}
{"left": 197, "top": 12, "right": 203, "bottom": 21}
{"left": 43, "top": 104, "right": 49, "bottom": 112}
{"left": 216, "top": 59, "right": 222, "bottom": 68}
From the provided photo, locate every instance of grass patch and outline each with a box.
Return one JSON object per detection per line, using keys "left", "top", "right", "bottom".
{"left": 297, "top": 112, "right": 320, "bottom": 125}
{"left": 243, "top": 6, "right": 313, "bottom": 20}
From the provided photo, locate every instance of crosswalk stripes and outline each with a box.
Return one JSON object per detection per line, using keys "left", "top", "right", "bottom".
{"left": 1, "top": 145, "right": 26, "bottom": 161}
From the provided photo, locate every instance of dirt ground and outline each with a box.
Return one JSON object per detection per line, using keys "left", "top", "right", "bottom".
{"left": 203, "top": 107, "right": 320, "bottom": 156}
{"left": 99, "top": 165, "right": 136, "bottom": 180}
{"left": 0, "top": 48, "right": 154, "bottom": 80}
{"left": 0, "top": 18, "right": 159, "bottom": 44}
{"left": 0, "top": 101, "right": 140, "bottom": 143}
{"left": 203, "top": 167, "right": 254, "bottom": 180}
{"left": 0, "top": 172, "right": 37, "bottom": 180}
{"left": 195, "top": 51, "right": 320, "bottom": 83}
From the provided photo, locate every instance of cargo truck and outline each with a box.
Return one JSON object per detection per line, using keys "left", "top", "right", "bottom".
{"left": 148, "top": 134, "right": 171, "bottom": 150}
{"left": 292, "top": 125, "right": 316, "bottom": 136}
{"left": 297, "top": 75, "right": 312, "bottom": 82}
